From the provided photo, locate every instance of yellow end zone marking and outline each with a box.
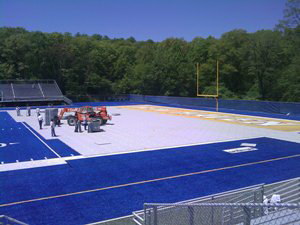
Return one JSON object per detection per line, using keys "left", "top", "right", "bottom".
{"left": 1, "top": 153, "right": 300, "bottom": 208}
{"left": 119, "top": 105, "right": 300, "bottom": 131}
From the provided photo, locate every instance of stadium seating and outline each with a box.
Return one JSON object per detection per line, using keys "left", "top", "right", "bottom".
{"left": 0, "top": 80, "right": 71, "bottom": 106}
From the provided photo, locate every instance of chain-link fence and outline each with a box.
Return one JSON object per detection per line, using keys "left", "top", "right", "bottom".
{"left": 133, "top": 178, "right": 300, "bottom": 225}
{"left": 142, "top": 203, "right": 300, "bottom": 225}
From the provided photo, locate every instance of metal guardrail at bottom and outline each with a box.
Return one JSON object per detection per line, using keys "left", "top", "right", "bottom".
{"left": 142, "top": 203, "right": 300, "bottom": 225}
{"left": 133, "top": 177, "right": 300, "bottom": 225}
{"left": 0, "top": 215, "right": 28, "bottom": 225}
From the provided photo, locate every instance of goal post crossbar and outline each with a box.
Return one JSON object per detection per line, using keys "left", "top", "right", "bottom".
{"left": 196, "top": 60, "right": 220, "bottom": 111}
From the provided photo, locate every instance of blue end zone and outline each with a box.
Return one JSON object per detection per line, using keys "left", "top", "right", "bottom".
{"left": 0, "top": 112, "right": 79, "bottom": 163}
{"left": 0, "top": 137, "right": 300, "bottom": 224}
{"left": 0, "top": 112, "right": 57, "bottom": 163}
{"left": 23, "top": 122, "right": 80, "bottom": 157}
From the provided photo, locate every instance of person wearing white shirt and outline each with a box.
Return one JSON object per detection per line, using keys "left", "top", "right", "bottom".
{"left": 16, "top": 106, "right": 21, "bottom": 116}
{"left": 270, "top": 193, "right": 281, "bottom": 211}
{"left": 50, "top": 119, "right": 57, "bottom": 137}
{"left": 38, "top": 113, "right": 43, "bottom": 129}
{"left": 36, "top": 108, "right": 40, "bottom": 116}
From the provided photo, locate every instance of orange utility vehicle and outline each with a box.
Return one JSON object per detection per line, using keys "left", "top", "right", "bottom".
{"left": 59, "top": 106, "right": 112, "bottom": 126}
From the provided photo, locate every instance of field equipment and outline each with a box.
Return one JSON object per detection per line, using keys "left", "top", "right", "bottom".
{"left": 45, "top": 108, "right": 59, "bottom": 125}
{"left": 59, "top": 106, "right": 111, "bottom": 126}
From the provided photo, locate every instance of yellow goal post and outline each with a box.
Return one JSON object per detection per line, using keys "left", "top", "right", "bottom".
{"left": 196, "top": 60, "right": 220, "bottom": 111}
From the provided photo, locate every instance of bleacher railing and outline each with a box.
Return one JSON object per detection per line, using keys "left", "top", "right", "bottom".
{"left": 133, "top": 178, "right": 300, "bottom": 225}
{"left": 0, "top": 80, "right": 71, "bottom": 104}
{"left": 143, "top": 203, "right": 300, "bottom": 225}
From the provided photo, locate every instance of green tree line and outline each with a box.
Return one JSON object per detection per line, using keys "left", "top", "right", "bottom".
{"left": 0, "top": 0, "right": 299, "bottom": 101}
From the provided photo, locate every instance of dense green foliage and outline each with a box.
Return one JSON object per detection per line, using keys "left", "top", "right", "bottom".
{"left": 0, "top": 0, "right": 299, "bottom": 101}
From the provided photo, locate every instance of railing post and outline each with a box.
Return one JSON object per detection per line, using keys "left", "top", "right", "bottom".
{"left": 153, "top": 206, "right": 158, "bottom": 225}
{"left": 11, "top": 83, "right": 16, "bottom": 100}
{"left": 211, "top": 196, "right": 214, "bottom": 225}
{"left": 243, "top": 206, "right": 251, "bottom": 225}
{"left": 38, "top": 83, "right": 45, "bottom": 98}
{"left": 145, "top": 207, "right": 152, "bottom": 225}
{"left": 188, "top": 206, "right": 194, "bottom": 225}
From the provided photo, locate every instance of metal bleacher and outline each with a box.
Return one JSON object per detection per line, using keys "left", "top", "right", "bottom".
{"left": 0, "top": 80, "right": 71, "bottom": 106}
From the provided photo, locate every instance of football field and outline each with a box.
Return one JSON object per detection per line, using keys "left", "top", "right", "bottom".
{"left": 0, "top": 103, "right": 300, "bottom": 225}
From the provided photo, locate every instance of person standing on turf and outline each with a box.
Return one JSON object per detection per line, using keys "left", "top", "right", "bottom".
{"left": 83, "top": 115, "right": 88, "bottom": 130}
{"left": 26, "top": 106, "right": 31, "bottom": 116}
{"left": 16, "top": 106, "right": 21, "bottom": 116}
{"left": 50, "top": 119, "right": 56, "bottom": 137}
{"left": 38, "top": 113, "right": 43, "bottom": 129}
{"left": 36, "top": 108, "right": 40, "bottom": 116}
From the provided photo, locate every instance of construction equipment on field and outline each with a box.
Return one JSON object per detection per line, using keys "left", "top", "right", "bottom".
{"left": 58, "top": 106, "right": 112, "bottom": 126}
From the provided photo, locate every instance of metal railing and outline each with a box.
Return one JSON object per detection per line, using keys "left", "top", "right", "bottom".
{"left": 143, "top": 202, "right": 300, "bottom": 225}
{"left": 0, "top": 215, "right": 28, "bottom": 225}
{"left": 133, "top": 177, "right": 300, "bottom": 225}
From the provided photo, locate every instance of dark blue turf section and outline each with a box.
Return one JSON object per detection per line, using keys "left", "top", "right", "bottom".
{"left": 0, "top": 137, "right": 300, "bottom": 225}
{"left": 0, "top": 112, "right": 79, "bottom": 163}
{"left": 0, "top": 112, "right": 57, "bottom": 163}
{"left": 23, "top": 122, "right": 80, "bottom": 157}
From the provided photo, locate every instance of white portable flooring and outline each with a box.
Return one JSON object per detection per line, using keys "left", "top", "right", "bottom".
{"left": 8, "top": 105, "right": 300, "bottom": 159}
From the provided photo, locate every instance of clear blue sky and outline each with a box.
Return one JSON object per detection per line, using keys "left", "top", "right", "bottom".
{"left": 0, "top": 0, "right": 286, "bottom": 41}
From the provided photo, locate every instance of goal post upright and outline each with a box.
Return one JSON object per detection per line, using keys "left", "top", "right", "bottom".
{"left": 196, "top": 60, "right": 220, "bottom": 112}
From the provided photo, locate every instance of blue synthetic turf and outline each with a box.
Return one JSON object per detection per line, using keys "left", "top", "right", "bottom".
{"left": 0, "top": 113, "right": 58, "bottom": 163}
{"left": 0, "top": 113, "right": 79, "bottom": 163}
{"left": 23, "top": 122, "right": 80, "bottom": 157}
{"left": 0, "top": 137, "right": 300, "bottom": 224}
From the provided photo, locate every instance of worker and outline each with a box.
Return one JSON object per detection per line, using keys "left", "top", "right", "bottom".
{"left": 36, "top": 108, "right": 40, "bottom": 116}
{"left": 16, "top": 106, "right": 21, "bottom": 116}
{"left": 83, "top": 116, "right": 88, "bottom": 130}
{"left": 38, "top": 113, "right": 43, "bottom": 129}
{"left": 26, "top": 106, "right": 31, "bottom": 116}
{"left": 50, "top": 119, "right": 57, "bottom": 137}
{"left": 263, "top": 195, "right": 269, "bottom": 215}
{"left": 74, "top": 118, "right": 82, "bottom": 133}
{"left": 77, "top": 119, "right": 82, "bottom": 132}
{"left": 54, "top": 115, "right": 61, "bottom": 127}
{"left": 270, "top": 193, "right": 281, "bottom": 211}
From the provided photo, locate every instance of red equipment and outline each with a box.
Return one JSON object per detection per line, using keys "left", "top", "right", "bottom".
{"left": 59, "top": 106, "right": 112, "bottom": 126}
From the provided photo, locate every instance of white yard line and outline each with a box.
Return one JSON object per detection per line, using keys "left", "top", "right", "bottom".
{"left": 22, "top": 122, "right": 62, "bottom": 158}
{"left": 65, "top": 136, "right": 260, "bottom": 161}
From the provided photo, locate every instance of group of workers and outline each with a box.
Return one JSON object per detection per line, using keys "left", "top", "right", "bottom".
{"left": 16, "top": 106, "right": 58, "bottom": 137}
{"left": 16, "top": 106, "right": 95, "bottom": 137}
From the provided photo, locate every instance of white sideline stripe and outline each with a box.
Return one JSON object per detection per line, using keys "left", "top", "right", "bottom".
{"left": 0, "top": 158, "right": 67, "bottom": 172}
{"left": 65, "top": 136, "right": 261, "bottom": 161}
{"left": 22, "top": 122, "right": 61, "bottom": 158}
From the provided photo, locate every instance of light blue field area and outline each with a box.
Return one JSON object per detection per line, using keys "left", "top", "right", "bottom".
{"left": 0, "top": 112, "right": 79, "bottom": 163}
{"left": 0, "top": 132, "right": 300, "bottom": 225}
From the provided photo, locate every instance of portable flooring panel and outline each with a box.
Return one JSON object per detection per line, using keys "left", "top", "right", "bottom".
{"left": 7, "top": 105, "right": 300, "bottom": 158}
